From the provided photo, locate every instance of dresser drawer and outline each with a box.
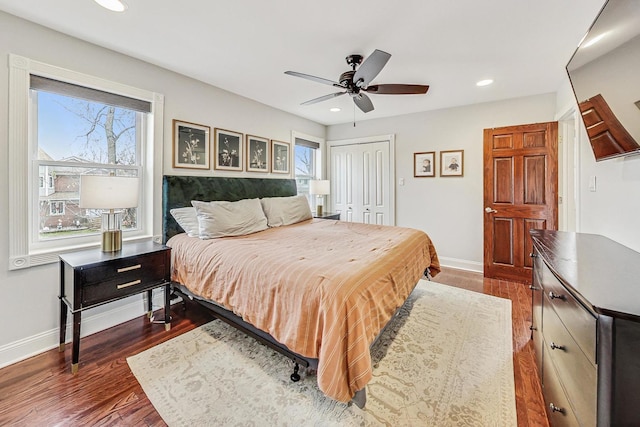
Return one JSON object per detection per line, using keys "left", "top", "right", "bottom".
{"left": 81, "top": 252, "right": 168, "bottom": 306}
{"left": 542, "top": 345, "right": 580, "bottom": 427}
{"left": 540, "top": 261, "right": 597, "bottom": 364}
{"left": 542, "top": 293, "right": 596, "bottom": 427}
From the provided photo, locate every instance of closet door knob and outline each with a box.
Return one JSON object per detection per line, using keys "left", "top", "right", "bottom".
{"left": 549, "top": 403, "right": 565, "bottom": 413}
{"left": 549, "top": 291, "right": 566, "bottom": 301}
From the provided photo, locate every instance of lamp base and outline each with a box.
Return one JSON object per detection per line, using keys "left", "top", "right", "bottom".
{"left": 102, "top": 229, "right": 122, "bottom": 252}
{"left": 316, "top": 205, "right": 323, "bottom": 216}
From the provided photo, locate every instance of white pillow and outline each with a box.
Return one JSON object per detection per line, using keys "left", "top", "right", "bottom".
{"left": 170, "top": 207, "right": 199, "bottom": 237}
{"left": 192, "top": 198, "right": 268, "bottom": 239}
{"left": 260, "top": 195, "right": 312, "bottom": 227}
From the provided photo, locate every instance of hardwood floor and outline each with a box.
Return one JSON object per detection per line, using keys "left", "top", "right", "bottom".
{"left": 0, "top": 269, "right": 549, "bottom": 426}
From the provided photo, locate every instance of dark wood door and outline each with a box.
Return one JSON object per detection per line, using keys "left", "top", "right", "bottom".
{"left": 483, "top": 122, "right": 558, "bottom": 283}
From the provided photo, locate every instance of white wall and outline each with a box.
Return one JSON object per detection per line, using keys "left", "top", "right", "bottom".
{"left": 0, "top": 11, "right": 324, "bottom": 367}
{"left": 556, "top": 78, "right": 640, "bottom": 252}
{"left": 327, "top": 94, "right": 557, "bottom": 271}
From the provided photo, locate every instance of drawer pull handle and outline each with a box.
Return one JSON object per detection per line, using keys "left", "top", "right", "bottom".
{"left": 548, "top": 291, "right": 566, "bottom": 301}
{"left": 529, "top": 325, "right": 537, "bottom": 331}
{"left": 550, "top": 342, "right": 565, "bottom": 351}
{"left": 529, "top": 285, "right": 539, "bottom": 291}
{"left": 549, "top": 403, "right": 565, "bottom": 414}
{"left": 530, "top": 252, "right": 537, "bottom": 258}
{"left": 117, "top": 279, "right": 142, "bottom": 289}
{"left": 117, "top": 264, "right": 142, "bottom": 273}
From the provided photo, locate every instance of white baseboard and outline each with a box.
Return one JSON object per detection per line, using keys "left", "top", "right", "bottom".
{"left": 438, "top": 256, "right": 483, "bottom": 273}
{"left": 0, "top": 292, "right": 166, "bottom": 370}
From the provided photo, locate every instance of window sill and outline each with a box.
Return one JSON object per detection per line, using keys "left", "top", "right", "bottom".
{"left": 10, "top": 234, "right": 156, "bottom": 270}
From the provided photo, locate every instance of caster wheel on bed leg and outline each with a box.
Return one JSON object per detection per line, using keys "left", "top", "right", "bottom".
{"left": 290, "top": 363, "right": 301, "bottom": 382}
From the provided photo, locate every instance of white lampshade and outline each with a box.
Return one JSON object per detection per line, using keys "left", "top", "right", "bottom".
{"left": 309, "top": 179, "right": 330, "bottom": 195}
{"left": 79, "top": 175, "right": 139, "bottom": 209}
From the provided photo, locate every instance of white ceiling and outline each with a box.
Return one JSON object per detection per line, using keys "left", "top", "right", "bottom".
{"left": 0, "top": 0, "right": 606, "bottom": 126}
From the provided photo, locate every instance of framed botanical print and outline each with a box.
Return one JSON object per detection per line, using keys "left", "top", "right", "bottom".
{"left": 440, "top": 150, "right": 464, "bottom": 177}
{"left": 246, "top": 135, "right": 270, "bottom": 172}
{"left": 271, "top": 140, "right": 290, "bottom": 174}
{"left": 414, "top": 151, "right": 435, "bottom": 177}
{"left": 214, "top": 128, "right": 243, "bottom": 171}
{"left": 173, "top": 120, "right": 210, "bottom": 169}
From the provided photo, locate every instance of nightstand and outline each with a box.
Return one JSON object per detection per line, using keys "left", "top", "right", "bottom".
{"left": 313, "top": 212, "right": 341, "bottom": 220}
{"left": 58, "top": 241, "right": 171, "bottom": 374}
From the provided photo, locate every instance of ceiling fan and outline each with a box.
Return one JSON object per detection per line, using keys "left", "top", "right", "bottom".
{"left": 285, "top": 49, "right": 429, "bottom": 113}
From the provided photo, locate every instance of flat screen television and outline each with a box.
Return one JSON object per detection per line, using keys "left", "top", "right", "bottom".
{"left": 566, "top": 0, "right": 640, "bottom": 161}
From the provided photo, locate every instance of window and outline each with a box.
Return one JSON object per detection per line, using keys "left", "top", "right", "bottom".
{"left": 294, "top": 136, "right": 321, "bottom": 207}
{"left": 8, "top": 54, "right": 164, "bottom": 270}
{"left": 32, "top": 78, "right": 144, "bottom": 241}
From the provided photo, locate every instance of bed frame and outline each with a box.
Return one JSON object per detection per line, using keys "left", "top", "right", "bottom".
{"left": 162, "top": 175, "right": 368, "bottom": 407}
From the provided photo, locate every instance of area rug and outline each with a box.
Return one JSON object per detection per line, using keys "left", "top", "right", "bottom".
{"left": 127, "top": 281, "right": 516, "bottom": 426}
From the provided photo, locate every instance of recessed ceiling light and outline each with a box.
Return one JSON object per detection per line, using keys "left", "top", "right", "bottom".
{"left": 476, "top": 79, "right": 494, "bottom": 87}
{"left": 94, "top": 0, "right": 127, "bottom": 12}
{"left": 329, "top": 107, "right": 341, "bottom": 112}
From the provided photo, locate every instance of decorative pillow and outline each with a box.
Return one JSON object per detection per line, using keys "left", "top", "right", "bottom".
{"left": 170, "top": 207, "right": 199, "bottom": 237}
{"left": 192, "top": 198, "right": 268, "bottom": 239}
{"left": 260, "top": 195, "right": 312, "bottom": 227}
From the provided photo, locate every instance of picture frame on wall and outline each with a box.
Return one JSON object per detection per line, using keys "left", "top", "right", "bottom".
{"left": 173, "top": 120, "right": 210, "bottom": 169}
{"left": 271, "top": 140, "right": 290, "bottom": 174}
{"left": 214, "top": 128, "right": 243, "bottom": 171}
{"left": 440, "top": 150, "right": 464, "bottom": 177}
{"left": 246, "top": 135, "right": 270, "bottom": 172}
{"left": 413, "top": 151, "right": 435, "bottom": 177}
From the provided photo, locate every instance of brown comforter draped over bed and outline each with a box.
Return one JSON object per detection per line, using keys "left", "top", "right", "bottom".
{"left": 168, "top": 218, "right": 440, "bottom": 402}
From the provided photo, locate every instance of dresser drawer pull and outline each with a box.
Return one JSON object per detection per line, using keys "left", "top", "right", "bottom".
{"left": 550, "top": 342, "right": 565, "bottom": 351}
{"left": 117, "top": 279, "right": 142, "bottom": 289}
{"left": 117, "top": 264, "right": 142, "bottom": 273}
{"left": 549, "top": 403, "right": 565, "bottom": 414}
{"left": 529, "top": 325, "right": 537, "bottom": 331}
{"left": 529, "top": 285, "right": 539, "bottom": 291}
{"left": 530, "top": 252, "right": 537, "bottom": 258}
{"left": 548, "top": 291, "right": 566, "bottom": 301}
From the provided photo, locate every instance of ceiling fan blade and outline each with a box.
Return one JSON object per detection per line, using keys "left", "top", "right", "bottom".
{"left": 365, "top": 84, "right": 430, "bottom": 95}
{"left": 353, "top": 49, "right": 391, "bottom": 88}
{"left": 301, "top": 91, "right": 347, "bottom": 106}
{"left": 353, "top": 93, "right": 374, "bottom": 113}
{"left": 284, "top": 71, "right": 343, "bottom": 88}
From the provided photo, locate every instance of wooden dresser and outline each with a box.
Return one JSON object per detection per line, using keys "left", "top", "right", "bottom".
{"left": 530, "top": 229, "right": 640, "bottom": 426}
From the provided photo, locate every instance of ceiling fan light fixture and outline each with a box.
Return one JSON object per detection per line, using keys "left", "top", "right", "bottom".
{"left": 94, "top": 0, "right": 127, "bottom": 12}
{"left": 476, "top": 79, "right": 494, "bottom": 87}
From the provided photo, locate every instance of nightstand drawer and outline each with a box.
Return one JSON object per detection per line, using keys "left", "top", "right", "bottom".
{"left": 81, "top": 252, "right": 167, "bottom": 286}
{"left": 82, "top": 261, "right": 167, "bottom": 305}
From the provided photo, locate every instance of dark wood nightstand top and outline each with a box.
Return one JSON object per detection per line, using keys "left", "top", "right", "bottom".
{"left": 313, "top": 212, "right": 341, "bottom": 220}
{"left": 59, "top": 241, "right": 169, "bottom": 268}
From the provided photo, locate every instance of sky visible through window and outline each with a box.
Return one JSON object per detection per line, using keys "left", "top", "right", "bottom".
{"left": 37, "top": 91, "right": 136, "bottom": 164}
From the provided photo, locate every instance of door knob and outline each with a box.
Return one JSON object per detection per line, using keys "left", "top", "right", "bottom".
{"left": 485, "top": 207, "right": 498, "bottom": 213}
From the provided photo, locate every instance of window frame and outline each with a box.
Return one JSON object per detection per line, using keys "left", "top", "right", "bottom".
{"left": 292, "top": 131, "right": 325, "bottom": 209}
{"left": 8, "top": 54, "right": 165, "bottom": 270}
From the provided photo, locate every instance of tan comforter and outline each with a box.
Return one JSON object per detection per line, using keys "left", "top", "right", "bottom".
{"left": 168, "top": 219, "right": 440, "bottom": 402}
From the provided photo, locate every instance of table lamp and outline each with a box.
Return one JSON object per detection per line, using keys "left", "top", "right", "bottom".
{"left": 79, "top": 175, "right": 139, "bottom": 252}
{"left": 309, "top": 179, "right": 330, "bottom": 216}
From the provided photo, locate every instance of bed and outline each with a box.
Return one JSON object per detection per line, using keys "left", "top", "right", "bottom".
{"left": 162, "top": 175, "right": 440, "bottom": 407}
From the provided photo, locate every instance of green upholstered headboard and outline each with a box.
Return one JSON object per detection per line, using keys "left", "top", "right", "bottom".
{"left": 162, "top": 175, "right": 297, "bottom": 243}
